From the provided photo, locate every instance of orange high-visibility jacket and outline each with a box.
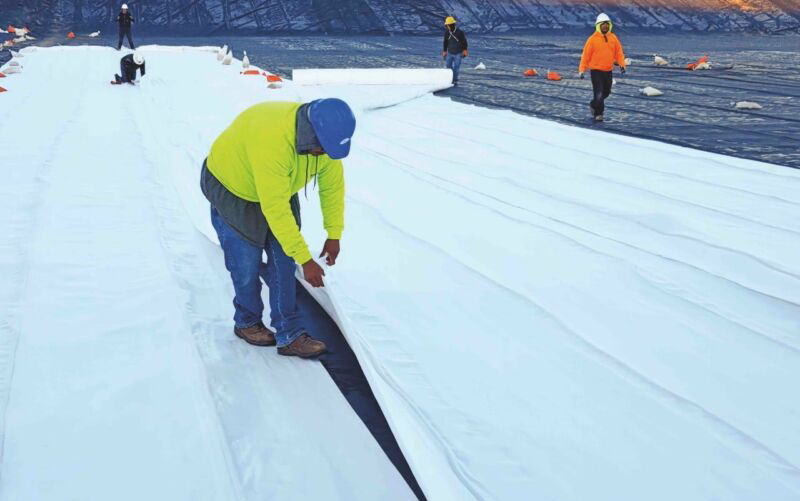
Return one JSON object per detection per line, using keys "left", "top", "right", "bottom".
{"left": 579, "top": 29, "right": 625, "bottom": 73}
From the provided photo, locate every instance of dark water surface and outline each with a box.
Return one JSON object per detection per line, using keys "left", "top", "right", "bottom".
{"left": 5, "top": 32, "right": 799, "bottom": 166}
{"left": 245, "top": 32, "right": 800, "bottom": 168}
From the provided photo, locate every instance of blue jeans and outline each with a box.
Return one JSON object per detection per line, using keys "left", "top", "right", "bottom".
{"left": 445, "top": 53, "right": 463, "bottom": 84}
{"left": 210, "top": 206, "right": 305, "bottom": 347}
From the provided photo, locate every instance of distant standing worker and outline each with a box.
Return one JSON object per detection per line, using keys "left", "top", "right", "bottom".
{"left": 442, "top": 16, "right": 468, "bottom": 86}
{"left": 579, "top": 13, "right": 626, "bottom": 122}
{"left": 117, "top": 3, "right": 135, "bottom": 50}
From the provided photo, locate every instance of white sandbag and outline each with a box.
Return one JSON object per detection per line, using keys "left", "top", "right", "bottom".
{"left": 735, "top": 101, "right": 762, "bottom": 110}
{"left": 474, "top": 62, "right": 486, "bottom": 70}
{"left": 89, "top": 31, "right": 100, "bottom": 37}
{"left": 292, "top": 68, "right": 454, "bottom": 87}
{"left": 654, "top": 55, "right": 669, "bottom": 66}
{"left": 2, "top": 66, "right": 21, "bottom": 74}
{"left": 694, "top": 62, "right": 711, "bottom": 70}
{"left": 640, "top": 86, "right": 663, "bottom": 97}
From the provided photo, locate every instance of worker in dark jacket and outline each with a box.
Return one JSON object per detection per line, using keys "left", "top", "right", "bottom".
{"left": 116, "top": 3, "right": 135, "bottom": 50}
{"left": 113, "top": 52, "right": 145, "bottom": 84}
{"left": 442, "top": 16, "right": 468, "bottom": 85}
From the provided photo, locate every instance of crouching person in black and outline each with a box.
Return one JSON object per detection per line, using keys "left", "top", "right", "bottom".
{"left": 113, "top": 53, "right": 145, "bottom": 85}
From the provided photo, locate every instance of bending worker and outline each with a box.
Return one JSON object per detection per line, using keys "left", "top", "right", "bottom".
{"left": 113, "top": 52, "right": 145, "bottom": 84}
{"left": 579, "top": 13, "right": 626, "bottom": 122}
{"left": 201, "top": 99, "right": 355, "bottom": 359}
{"left": 442, "top": 16, "right": 468, "bottom": 85}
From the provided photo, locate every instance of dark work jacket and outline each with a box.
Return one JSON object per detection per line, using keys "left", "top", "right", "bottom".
{"left": 443, "top": 27, "right": 468, "bottom": 54}
{"left": 121, "top": 54, "right": 145, "bottom": 78}
{"left": 117, "top": 12, "right": 133, "bottom": 29}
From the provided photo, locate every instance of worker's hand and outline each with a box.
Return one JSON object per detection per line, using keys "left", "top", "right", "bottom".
{"left": 579, "top": 72, "right": 585, "bottom": 79}
{"left": 302, "top": 259, "right": 325, "bottom": 288}
{"left": 620, "top": 67, "right": 626, "bottom": 74}
{"left": 441, "top": 51, "right": 447, "bottom": 59}
{"left": 463, "top": 50, "right": 468, "bottom": 58}
{"left": 319, "top": 239, "right": 340, "bottom": 266}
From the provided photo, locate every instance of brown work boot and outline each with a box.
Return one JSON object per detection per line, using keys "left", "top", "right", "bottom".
{"left": 277, "top": 333, "right": 327, "bottom": 358}
{"left": 234, "top": 322, "right": 276, "bottom": 347}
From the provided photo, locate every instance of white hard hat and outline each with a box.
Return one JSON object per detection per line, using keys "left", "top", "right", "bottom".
{"left": 133, "top": 52, "right": 144, "bottom": 65}
{"left": 122, "top": 3, "right": 128, "bottom": 9}
{"left": 596, "top": 13, "right": 611, "bottom": 24}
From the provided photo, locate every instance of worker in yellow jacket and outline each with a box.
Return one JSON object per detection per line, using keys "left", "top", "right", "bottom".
{"left": 201, "top": 99, "right": 355, "bottom": 358}
{"left": 579, "top": 13, "right": 626, "bottom": 122}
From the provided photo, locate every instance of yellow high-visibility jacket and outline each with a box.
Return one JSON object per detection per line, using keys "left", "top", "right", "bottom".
{"left": 207, "top": 102, "right": 345, "bottom": 265}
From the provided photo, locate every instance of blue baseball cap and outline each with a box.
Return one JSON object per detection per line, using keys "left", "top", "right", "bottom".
{"left": 308, "top": 98, "right": 356, "bottom": 160}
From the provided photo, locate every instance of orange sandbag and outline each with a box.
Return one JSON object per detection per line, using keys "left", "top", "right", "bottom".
{"left": 241, "top": 70, "right": 263, "bottom": 75}
{"left": 7, "top": 25, "right": 16, "bottom": 34}
{"left": 547, "top": 71, "right": 561, "bottom": 81}
{"left": 266, "top": 75, "right": 283, "bottom": 83}
{"left": 687, "top": 54, "right": 708, "bottom": 70}
{"left": 67, "top": 32, "right": 76, "bottom": 39}
{"left": 0, "top": 87, "right": 7, "bottom": 93}
{"left": 0, "top": 73, "right": 5, "bottom": 78}
{"left": 523, "top": 69, "right": 538, "bottom": 77}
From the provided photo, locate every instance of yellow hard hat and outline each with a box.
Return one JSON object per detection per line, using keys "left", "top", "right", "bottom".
{"left": 445, "top": 16, "right": 456, "bottom": 25}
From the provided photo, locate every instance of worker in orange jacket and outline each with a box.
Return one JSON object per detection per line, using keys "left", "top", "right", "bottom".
{"left": 579, "top": 13, "right": 626, "bottom": 122}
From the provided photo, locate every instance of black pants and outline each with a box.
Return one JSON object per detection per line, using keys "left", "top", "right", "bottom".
{"left": 590, "top": 70, "right": 613, "bottom": 116}
{"left": 117, "top": 28, "right": 134, "bottom": 50}
{"left": 119, "top": 61, "right": 137, "bottom": 83}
